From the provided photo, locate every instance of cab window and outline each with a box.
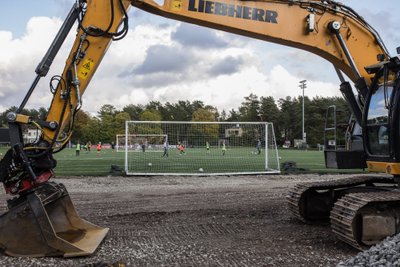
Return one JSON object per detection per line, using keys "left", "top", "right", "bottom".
{"left": 366, "top": 85, "right": 393, "bottom": 155}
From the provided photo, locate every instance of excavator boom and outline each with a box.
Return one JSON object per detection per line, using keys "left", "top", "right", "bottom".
{"left": 132, "top": 0, "right": 389, "bottom": 82}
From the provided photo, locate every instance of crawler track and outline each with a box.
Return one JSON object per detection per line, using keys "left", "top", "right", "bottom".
{"left": 331, "top": 191, "right": 400, "bottom": 250}
{"left": 287, "top": 175, "right": 400, "bottom": 249}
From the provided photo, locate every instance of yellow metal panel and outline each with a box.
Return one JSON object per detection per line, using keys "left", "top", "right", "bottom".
{"left": 15, "top": 114, "right": 30, "bottom": 124}
{"left": 367, "top": 161, "right": 400, "bottom": 175}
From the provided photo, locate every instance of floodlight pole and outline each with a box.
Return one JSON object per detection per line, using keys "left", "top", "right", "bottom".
{"left": 299, "top": 80, "right": 307, "bottom": 142}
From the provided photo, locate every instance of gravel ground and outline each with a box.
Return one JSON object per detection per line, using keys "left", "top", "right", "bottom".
{"left": 338, "top": 234, "right": 400, "bottom": 267}
{"left": 0, "top": 174, "right": 359, "bottom": 266}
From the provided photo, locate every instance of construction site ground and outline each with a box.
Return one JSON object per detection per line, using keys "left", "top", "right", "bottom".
{"left": 0, "top": 174, "right": 359, "bottom": 267}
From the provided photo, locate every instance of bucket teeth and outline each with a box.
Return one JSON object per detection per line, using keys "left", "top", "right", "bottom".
{"left": 0, "top": 182, "right": 108, "bottom": 257}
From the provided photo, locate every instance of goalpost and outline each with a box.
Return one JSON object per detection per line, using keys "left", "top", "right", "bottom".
{"left": 124, "top": 121, "right": 280, "bottom": 175}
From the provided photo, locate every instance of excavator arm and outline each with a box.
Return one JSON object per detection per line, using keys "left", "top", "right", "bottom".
{"left": 0, "top": 0, "right": 132, "bottom": 257}
{"left": 0, "top": 0, "right": 398, "bottom": 257}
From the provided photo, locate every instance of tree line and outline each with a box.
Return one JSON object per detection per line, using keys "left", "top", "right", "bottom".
{"left": 0, "top": 94, "right": 349, "bottom": 147}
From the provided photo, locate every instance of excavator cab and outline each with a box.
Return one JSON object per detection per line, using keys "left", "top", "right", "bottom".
{"left": 364, "top": 56, "right": 400, "bottom": 175}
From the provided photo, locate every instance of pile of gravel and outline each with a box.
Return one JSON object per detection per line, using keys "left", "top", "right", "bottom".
{"left": 338, "top": 234, "right": 400, "bottom": 267}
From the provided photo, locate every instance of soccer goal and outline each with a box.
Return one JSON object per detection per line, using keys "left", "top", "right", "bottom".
{"left": 124, "top": 121, "right": 280, "bottom": 175}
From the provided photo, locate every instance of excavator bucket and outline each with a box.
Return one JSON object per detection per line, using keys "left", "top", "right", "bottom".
{"left": 0, "top": 182, "right": 108, "bottom": 257}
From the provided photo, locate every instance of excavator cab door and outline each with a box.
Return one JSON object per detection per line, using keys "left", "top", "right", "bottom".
{"left": 364, "top": 60, "right": 400, "bottom": 173}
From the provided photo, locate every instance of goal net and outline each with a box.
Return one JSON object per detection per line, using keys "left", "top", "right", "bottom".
{"left": 124, "top": 121, "right": 280, "bottom": 175}
{"left": 116, "top": 134, "right": 167, "bottom": 152}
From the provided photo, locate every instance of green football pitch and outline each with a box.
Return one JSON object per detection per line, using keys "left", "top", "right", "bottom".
{"left": 0, "top": 147, "right": 364, "bottom": 176}
{"left": 125, "top": 147, "right": 274, "bottom": 174}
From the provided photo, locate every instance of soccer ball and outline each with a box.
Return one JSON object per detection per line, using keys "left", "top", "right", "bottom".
{"left": 148, "top": 162, "right": 152, "bottom": 167}
{"left": 198, "top": 168, "right": 204, "bottom": 172}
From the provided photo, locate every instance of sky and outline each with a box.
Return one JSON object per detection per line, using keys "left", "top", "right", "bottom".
{"left": 0, "top": 0, "right": 399, "bottom": 116}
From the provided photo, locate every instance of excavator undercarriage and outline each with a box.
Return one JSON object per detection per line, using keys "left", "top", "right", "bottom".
{"left": 288, "top": 176, "right": 400, "bottom": 250}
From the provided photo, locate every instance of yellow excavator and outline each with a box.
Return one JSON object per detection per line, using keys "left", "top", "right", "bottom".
{"left": 0, "top": 0, "right": 399, "bottom": 257}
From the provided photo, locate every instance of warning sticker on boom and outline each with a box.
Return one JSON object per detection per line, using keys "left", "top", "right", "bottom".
{"left": 78, "top": 59, "right": 94, "bottom": 80}
{"left": 172, "top": 0, "right": 182, "bottom": 11}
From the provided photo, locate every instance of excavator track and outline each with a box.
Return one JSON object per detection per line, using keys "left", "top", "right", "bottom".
{"left": 331, "top": 191, "right": 400, "bottom": 250}
{"left": 287, "top": 175, "right": 395, "bottom": 223}
{"left": 287, "top": 175, "right": 400, "bottom": 249}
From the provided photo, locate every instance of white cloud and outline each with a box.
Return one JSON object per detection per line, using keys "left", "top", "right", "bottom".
{"left": 0, "top": 16, "right": 75, "bottom": 110}
{"left": 0, "top": 14, "right": 343, "bottom": 116}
